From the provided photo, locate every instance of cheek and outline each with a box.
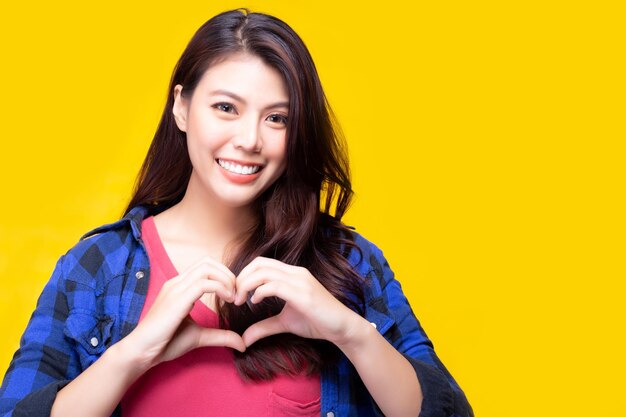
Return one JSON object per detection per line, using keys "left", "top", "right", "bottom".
{"left": 268, "top": 132, "right": 288, "bottom": 162}
{"left": 190, "top": 124, "right": 233, "bottom": 151}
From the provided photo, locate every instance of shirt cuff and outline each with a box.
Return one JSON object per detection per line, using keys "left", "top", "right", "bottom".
{"left": 404, "top": 355, "right": 455, "bottom": 417}
{"left": 13, "top": 380, "right": 70, "bottom": 417}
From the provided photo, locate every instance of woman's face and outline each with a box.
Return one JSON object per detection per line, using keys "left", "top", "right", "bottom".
{"left": 173, "top": 53, "right": 289, "bottom": 209}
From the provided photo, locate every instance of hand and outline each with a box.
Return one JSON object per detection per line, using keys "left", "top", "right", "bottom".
{"left": 233, "top": 257, "right": 362, "bottom": 348}
{"left": 123, "top": 256, "right": 246, "bottom": 371}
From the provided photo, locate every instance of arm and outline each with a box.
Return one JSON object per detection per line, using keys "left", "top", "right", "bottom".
{"left": 333, "top": 313, "right": 424, "bottom": 417}
{"left": 1, "top": 255, "right": 244, "bottom": 417}
{"left": 49, "top": 256, "right": 245, "bottom": 417}
{"left": 235, "top": 247, "right": 473, "bottom": 417}
{"left": 234, "top": 258, "right": 421, "bottom": 417}
{"left": 49, "top": 340, "right": 147, "bottom": 417}
{"left": 0, "top": 256, "right": 76, "bottom": 417}
{"left": 364, "top": 242, "right": 473, "bottom": 417}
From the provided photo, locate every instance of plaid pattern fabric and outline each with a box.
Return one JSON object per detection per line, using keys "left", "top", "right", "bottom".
{"left": 0, "top": 206, "right": 472, "bottom": 417}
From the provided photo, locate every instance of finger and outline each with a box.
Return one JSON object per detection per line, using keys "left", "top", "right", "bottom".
{"left": 186, "top": 255, "right": 235, "bottom": 278}
{"left": 183, "top": 257, "right": 236, "bottom": 287}
{"left": 196, "top": 328, "right": 246, "bottom": 352}
{"left": 249, "top": 281, "right": 290, "bottom": 305}
{"left": 159, "top": 279, "right": 233, "bottom": 321}
{"left": 187, "top": 279, "right": 235, "bottom": 305}
{"left": 163, "top": 264, "right": 235, "bottom": 301}
{"left": 238, "top": 256, "right": 292, "bottom": 279}
{"left": 183, "top": 262, "right": 236, "bottom": 301}
{"left": 163, "top": 319, "right": 246, "bottom": 361}
{"left": 235, "top": 257, "right": 316, "bottom": 306}
{"left": 234, "top": 266, "right": 288, "bottom": 305}
{"left": 241, "top": 315, "right": 287, "bottom": 347}
{"left": 200, "top": 256, "right": 237, "bottom": 281}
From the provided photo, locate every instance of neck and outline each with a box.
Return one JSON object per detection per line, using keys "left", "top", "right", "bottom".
{"left": 155, "top": 178, "right": 257, "bottom": 262}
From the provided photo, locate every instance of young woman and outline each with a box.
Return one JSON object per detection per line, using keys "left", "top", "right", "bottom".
{"left": 0, "top": 9, "right": 472, "bottom": 417}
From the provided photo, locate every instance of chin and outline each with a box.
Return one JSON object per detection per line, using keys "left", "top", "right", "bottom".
{"left": 214, "top": 190, "right": 264, "bottom": 209}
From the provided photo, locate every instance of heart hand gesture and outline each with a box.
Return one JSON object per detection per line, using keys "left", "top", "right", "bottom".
{"left": 234, "top": 257, "right": 362, "bottom": 348}
{"left": 124, "top": 257, "right": 246, "bottom": 371}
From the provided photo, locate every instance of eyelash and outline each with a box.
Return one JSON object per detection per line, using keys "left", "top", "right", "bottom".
{"left": 266, "top": 114, "right": 288, "bottom": 125}
{"left": 212, "top": 102, "right": 236, "bottom": 114}
{"left": 211, "top": 102, "right": 288, "bottom": 125}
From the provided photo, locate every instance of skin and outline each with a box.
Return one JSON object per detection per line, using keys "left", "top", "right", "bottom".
{"left": 51, "top": 53, "right": 423, "bottom": 417}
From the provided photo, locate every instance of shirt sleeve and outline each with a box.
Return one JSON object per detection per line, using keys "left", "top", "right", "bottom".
{"left": 364, "top": 242, "right": 474, "bottom": 417}
{"left": 0, "top": 255, "right": 77, "bottom": 417}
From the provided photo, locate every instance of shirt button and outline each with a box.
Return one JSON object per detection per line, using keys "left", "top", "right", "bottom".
{"left": 370, "top": 322, "right": 377, "bottom": 329}
{"left": 326, "top": 413, "right": 335, "bottom": 417}
{"left": 90, "top": 337, "right": 99, "bottom": 347}
{"left": 135, "top": 270, "right": 145, "bottom": 279}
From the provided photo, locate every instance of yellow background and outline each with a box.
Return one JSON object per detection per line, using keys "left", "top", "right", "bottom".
{"left": 1, "top": 1, "right": 623, "bottom": 415}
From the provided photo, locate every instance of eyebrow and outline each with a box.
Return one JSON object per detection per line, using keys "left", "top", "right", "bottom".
{"left": 209, "top": 89, "right": 289, "bottom": 110}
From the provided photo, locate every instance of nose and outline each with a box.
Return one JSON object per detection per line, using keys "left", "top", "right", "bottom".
{"left": 233, "top": 118, "right": 262, "bottom": 152}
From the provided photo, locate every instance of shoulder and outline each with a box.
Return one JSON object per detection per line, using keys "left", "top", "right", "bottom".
{"left": 345, "top": 229, "right": 386, "bottom": 270}
{"left": 344, "top": 229, "right": 412, "bottom": 335}
{"left": 345, "top": 229, "right": 393, "bottom": 287}
{"left": 59, "top": 206, "right": 149, "bottom": 289}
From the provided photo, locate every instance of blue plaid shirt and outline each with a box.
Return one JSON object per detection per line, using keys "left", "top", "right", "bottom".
{"left": 0, "top": 206, "right": 472, "bottom": 417}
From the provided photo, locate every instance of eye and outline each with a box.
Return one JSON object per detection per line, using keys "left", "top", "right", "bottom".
{"left": 212, "top": 102, "right": 237, "bottom": 114}
{"left": 266, "top": 113, "right": 288, "bottom": 125}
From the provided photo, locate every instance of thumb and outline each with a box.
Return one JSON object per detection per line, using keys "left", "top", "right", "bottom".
{"left": 195, "top": 327, "right": 246, "bottom": 352}
{"left": 241, "top": 315, "right": 286, "bottom": 347}
{"left": 178, "top": 319, "right": 246, "bottom": 353}
{"left": 157, "top": 320, "right": 245, "bottom": 364}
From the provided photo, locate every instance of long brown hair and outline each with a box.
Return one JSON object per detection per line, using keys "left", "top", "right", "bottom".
{"left": 125, "top": 9, "right": 365, "bottom": 380}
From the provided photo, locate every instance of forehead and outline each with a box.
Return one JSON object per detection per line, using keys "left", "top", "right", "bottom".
{"left": 195, "top": 53, "right": 289, "bottom": 102}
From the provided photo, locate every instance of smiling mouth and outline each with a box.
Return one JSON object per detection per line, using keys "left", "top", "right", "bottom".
{"left": 216, "top": 159, "right": 263, "bottom": 175}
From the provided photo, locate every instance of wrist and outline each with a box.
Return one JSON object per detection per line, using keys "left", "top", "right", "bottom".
{"left": 332, "top": 314, "right": 378, "bottom": 355}
{"left": 109, "top": 335, "right": 155, "bottom": 378}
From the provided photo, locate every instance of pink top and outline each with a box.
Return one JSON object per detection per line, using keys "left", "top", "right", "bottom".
{"left": 121, "top": 216, "right": 321, "bottom": 417}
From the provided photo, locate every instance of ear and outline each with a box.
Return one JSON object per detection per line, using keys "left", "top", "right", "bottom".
{"left": 172, "top": 84, "right": 189, "bottom": 132}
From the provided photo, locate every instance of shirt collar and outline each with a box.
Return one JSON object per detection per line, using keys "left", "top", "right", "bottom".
{"left": 80, "top": 205, "right": 150, "bottom": 242}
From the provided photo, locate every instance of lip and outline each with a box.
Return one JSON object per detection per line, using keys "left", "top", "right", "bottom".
{"left": 216, "top": 158, "right": 264, "bottom": 184}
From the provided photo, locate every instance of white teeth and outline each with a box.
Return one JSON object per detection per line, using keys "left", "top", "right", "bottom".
{"left": 217, "top": 159, "right": 261, "bottom": 175}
